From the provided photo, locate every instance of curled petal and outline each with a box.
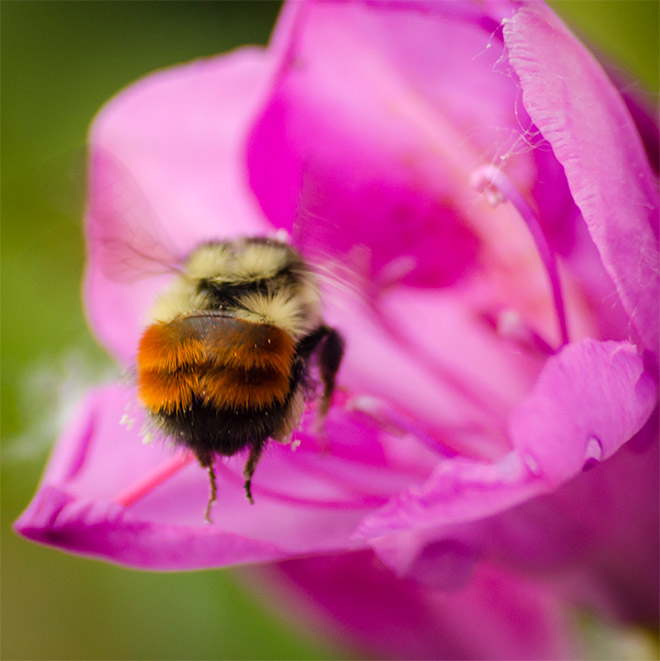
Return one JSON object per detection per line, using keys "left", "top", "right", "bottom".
{"left": 510, "top": 339, "right": 657, "bottom": 485}
{"left": 358, "top": 451, "right": 542, "bottom": 540}
{"left": 358, "top": 338, "right": 655, "bottom": 539}
{"left": 504, "top": 4, "right": 660, "bottom": 353}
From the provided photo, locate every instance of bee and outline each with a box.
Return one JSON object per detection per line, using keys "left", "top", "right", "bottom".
{"left": 134, "top": 235, "right": 345, "bottom": 521}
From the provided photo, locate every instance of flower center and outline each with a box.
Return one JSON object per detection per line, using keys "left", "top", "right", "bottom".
{"left": 471, "top": 165, "right": 569, "bottom": 348}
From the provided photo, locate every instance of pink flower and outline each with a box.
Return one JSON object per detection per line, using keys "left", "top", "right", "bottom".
{"left": 16, "top": 1, "right": 658, "bottom": 658}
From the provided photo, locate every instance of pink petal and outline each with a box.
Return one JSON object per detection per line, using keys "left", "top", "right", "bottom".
{"left": 15, "top": 385, "right": 430, "bottom": 569}
{"left": 248, "top": 0, "right": 622, "bottom": 356}
{"left": 85, "top": 48, "right": 273, "bottom": 365}
{"left": 251, "top": 551, "right": 581, "bottom": 660}
{"left": 357, "top": 338, "right": 655, "bottom": 541}
{"left": 504, "top": 4, "right": 660, "bottom": 353}
{"left": 248, "top": 0, "right": 537, "bottom": 289}
{"left": 490, "top": 429, "right": 660, "bottom": 623}
{"left": 358, "top": 450, "right": 543, "bottom": 540}
{"left": 15, "top": 387, "right": 281, "bottom": 568}
{"left": 379, "top": 420, "right": 660, "bottom": 622}
{"left": 510, "top": 339, "right": 657, "bottom": 485}
{"left": 323, "top": 287, "right": 541, "bottom": 462}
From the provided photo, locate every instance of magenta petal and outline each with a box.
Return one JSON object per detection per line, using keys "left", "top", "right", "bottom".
{"left": 84, "top": 48, "right": 273, "bottom": 365}
{"left": 253, "top": 551, "right": 581, "bottom": 660}
{"left": 15, "top": 485, "right": 288, "bottom": 570}
{"left": 14, "top": 387, "right": 284, "bottom": 568}
{"left": 358, "top": 338, "right": 655, "bottom": 542}
{"left": 370, "top": 430, "right": 659, "bottom": 623}
{"left": 248, "top": 0, "right": 533, "bottom": 288}
{"left": 510, "top": 339, "right": 657, "bottom": 485}
{"left": 370, "top": 528, "right": 480, "bottom": 591}
{"left": 323, "top": 289, "right": 533, "bottom": 461}
{"left": 16, "top": 385, "right": 434, "bottom": 569}
{"left": 358, "top": 451, "right": 542, "bottom": 540}
{"left": 486, "top": 430, "right": 660, "bottom": 623}
{"left": 504, "top": 4, "right": 660, "bottom": 353}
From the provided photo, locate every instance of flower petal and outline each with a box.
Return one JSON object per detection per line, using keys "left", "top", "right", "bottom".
{"left": 250, "top": 551, "right": 581, "bottom": 660}
{"left": 510, "top": 338, "right": 657, "bottom": 485}
{"left": 355, "top": 338, "right": 657, "bottom": 615}
{"left": 15, "top": 485, "right": 286, "bottom": 570}
{"left": 248, "top": 0, "right": 538, "bottom": 289}
{"left": 16, "top": 385, "right": 433, "bottom": 569}
{"left": 358, "top": 450, "right": 542, "bottom": 540}
{"left": 85, "top": 48, "right": 273, "bottom": 365}
{"left": 248, "top": 0, "right": 618, "bottom": 354}
{"left": 357, "top": 339, "right": 655, "bottom": 537}
{"left": 504, "top": 4, "right": 660, "bottom": 353}
{"left": 486, "top": 429, "right": 660, "bottom": 623}
{"left": 323, "top": 289, "right": 537, "bottom": 462}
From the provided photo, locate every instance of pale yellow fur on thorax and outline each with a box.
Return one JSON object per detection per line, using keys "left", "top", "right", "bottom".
{"left": 185, "top": 241, "right": 289, "bottom": 284}
{"left": 148, "top": 277, "right": 208, "bottom": 324}
{"left": 237, "top": 287, "right": 321, "bottom": 338}
{"left": 145, "top": 239, "right": 323, "bottom": 335}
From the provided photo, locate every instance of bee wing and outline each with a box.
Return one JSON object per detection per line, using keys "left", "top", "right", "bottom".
{"left": 86, "top": 146, "right": 186, "bottom": 282}
{"left": 290, "top": 168, "right": 338, "bottom": 266}
{"left": 291, "top": 169, "right": 371, "bottom": 302}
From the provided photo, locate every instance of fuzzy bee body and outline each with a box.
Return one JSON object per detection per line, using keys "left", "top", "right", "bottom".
{"left": 135, "top": 237, "right": 344, "bottom": 513}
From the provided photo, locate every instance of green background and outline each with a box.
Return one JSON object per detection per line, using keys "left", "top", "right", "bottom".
{"left": 2, "top": 2, "right": 658, "bottom": 659}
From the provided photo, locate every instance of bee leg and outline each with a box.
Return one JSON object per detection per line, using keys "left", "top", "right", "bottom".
{"left": 296, "top": 325, "right": 346, "bottom": 419}
{"left": 317, "top": 327, "right": 345, "bottom": 420}
{"left": 196, "top": 452, "right": 217, "bottom": 524}
{"left": 243, "top": 441, "right": 264, "bottom": 505}
{"left": 296, "top": 325, "right": 345, "bottom": 444}
{"left": 204, "top": 464, "right": 218, "bottom": 524}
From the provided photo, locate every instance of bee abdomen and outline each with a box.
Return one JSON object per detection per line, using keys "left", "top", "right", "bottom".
{"left": 199, "top": 365, "right": 290, "bottom": 409}
{"left": 136, "top": 315, "right": 296, "bottom": 416}
{"left": 137, "top": 321, "right": 206, "bottom": 372}
{"left": 137, "top": 368, "right": 199, "bottom": 414}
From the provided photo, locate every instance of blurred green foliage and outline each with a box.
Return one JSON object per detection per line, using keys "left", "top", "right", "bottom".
{"left": 1, "top": 1, "right": 657, "bottom": 660}
{"left": 552, "top": 0, "right": 659, "bottom": 94}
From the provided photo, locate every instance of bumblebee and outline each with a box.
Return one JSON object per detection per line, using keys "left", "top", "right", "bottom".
{"left": 135, "top": 236, "right": 345, "bottom": 520}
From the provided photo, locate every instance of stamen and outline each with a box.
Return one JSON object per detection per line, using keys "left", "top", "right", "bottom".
{"left": 582, "top": 435, "right": 603, "bottom": 471}
{"left": 496, "top": 308, "right": 555, "bottom": 355}
{"left": 114, "top": 451, "right": 196, "bottom": 508}
{"left": 471, "top": 165, "right": 569, "bottom": 346}
{"left": 347, "top": 395, "right": 459, "bottom": 458}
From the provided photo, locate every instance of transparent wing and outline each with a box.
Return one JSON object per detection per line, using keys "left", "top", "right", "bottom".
{"left": 86, "top": 146, "right": 186, "bottom": 282}
{"left": 291, "top": 167, "right": 371, "bottom": 303}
